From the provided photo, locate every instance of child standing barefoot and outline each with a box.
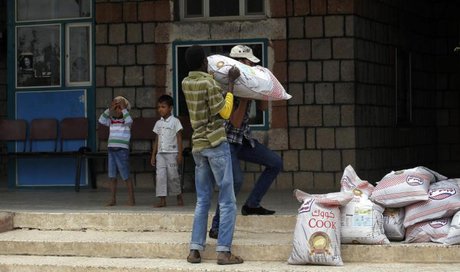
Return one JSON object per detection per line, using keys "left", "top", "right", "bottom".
{"left": 98, "top": 96, "right": 135, "bottom": 206}
{"left": 151, "top": 94, "right": 184, "bottom": 207}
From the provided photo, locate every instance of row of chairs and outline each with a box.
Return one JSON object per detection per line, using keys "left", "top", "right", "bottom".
{"left": 0, "top": 116, "right": 193, "bottom": 191}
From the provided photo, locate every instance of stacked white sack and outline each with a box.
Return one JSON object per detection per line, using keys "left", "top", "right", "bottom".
{"left": 404, "top": 218, "right": 451, "bottom": 243}
{"left": 288, "top": 189, "right": 353, "bottom": 266}
{"left": 383, "top": 208, "right": 405, "bottom": 241}
{"left": 207, "top": 54, "right": 292, "bottom": 101}
{"left": 404, "top": 179, "right": 460, "bottom": 228}
{"left": 339, "top": 165, "right": 389, "bottom": 244}
{"left": 370, "top": 166, "right": 447, "bottom": 208}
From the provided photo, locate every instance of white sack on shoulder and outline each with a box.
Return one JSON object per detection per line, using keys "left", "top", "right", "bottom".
{"left": 207, "top": 54, "right": 292, "bottom": 101}
{"left": 383, "top": 208, "right": 405, "bottom": 241}
{"left": 370, "top": 166, "right": 447, "bottom": 208}
{"left": 288, "top": 189, "right": 352, "bottom": 266}
{"left": 404, "top": 179, "right": 460, "bottom": 228}
{"left": 339, "top": 165, "right": 389, "bottom": 245}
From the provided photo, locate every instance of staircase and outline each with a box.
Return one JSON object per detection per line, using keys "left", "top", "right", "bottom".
{"left": 1, "top": 210, "right": 460, "bottom": 272}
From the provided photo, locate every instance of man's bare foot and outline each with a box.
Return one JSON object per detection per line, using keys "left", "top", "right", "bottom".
{"left": 106, "top": 200, "right": 116, "bottom": 206}
{"left": 177, "top": 195, "right": 184, "bottom": 206}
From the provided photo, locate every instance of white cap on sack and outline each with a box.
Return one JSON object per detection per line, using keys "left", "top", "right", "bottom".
{"left": 229, "top": 45, "right": 260, "bottom": 63}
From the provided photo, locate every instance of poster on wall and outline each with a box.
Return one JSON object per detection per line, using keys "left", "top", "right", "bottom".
{"left": 15, "top": 89, "right": 88, "bottom": 187}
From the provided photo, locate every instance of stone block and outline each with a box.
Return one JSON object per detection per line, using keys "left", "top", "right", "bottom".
{"left": 306, "top": 128, "right": 316, "bottom": 149}
{"left": 325, "top": 16, "right": 344, "bottom": 37}
{"left": 342, "top": 149, "right": 356, "bottom": 168}
{"left": 271, "top": 106, "right": 288, "bottom": 129}
{"left": 336, "top": 127, "right": 356, "bottom": 148}
{"left": 315, "top": 83, "right": 334, "bottom": 104}
{"left": 299, "top": 150, "right": 322, "bottom": 171}
{"left": 123, "top": 2, "right": 138, "bottom": 22}
{"left": 341, "top": 105, "right": 355, "bottom": 126}
{"left": 288, "top": 106, "right": 298, "bottom": 127}
{"left": 124, "top": 66, "right": 143, "bottom": 86}
{"left": 323, "top": 105, "right": 340, "bottom": 126}
{"left": 283, "top": 150, "right": 299, "bottom": 171}
{"left": 328, "top": 0, "right": 354, "bottom": 14}
{"left": 322, "top": 150, "right": 342, "bottom": 171}
{"left": 245, "top": 161, "right": 261, "bottom": 172}
{"left": 119, "top": 45, "right": 135, "bottom": 65}
{"left": 288, "top": 17, "right": 304, "bottom": 38}
{"left": 106, "top": 66, "right": 123, "bottom": 86}
{"left": 95, "top": 88, "right": 112, "bottom": 108}
{"left": 143, "top": 23, "right": 156, "bottom": 43}
{"left": 289, "top": 39, "right": 311, "bottom": 60}
{"left": 96, "top": 3, "right": 122, "bottom": 23}
{"left": 135, "top": 172, "right": 155, "bottom": 189}
{"left": 305, "top": 16, "right": 323, "bottom": 38}
{"left": 268, "top": 129, "right": 289, "bottom": 150}
{"left": 269, "top": 0, "right": 287, "bottom": 17}
{"left": 323, "top": 60, "right": 340, "bottom": 81}
{"left": 307, "top": 61, "right": 322, "bottom": 82}
{"left": 241, "top": 19, "right": 285, "bottom": 40}
{"left": 293, "top": 172, "right": 314, "bottom": 191}
{"left": 273, "top": 62, "right": 287, "bottom": 84}
{"left": 314, "top": 172, "right": 337, "bottom": 192}
{"left": 335, "top": 83, "right": 355, "bottom": 103}
{"left": 299, "top": 105, "right": 322, "bottom": 127}
{"left": 127, "top": 24, "right": 142, "bottom": 44}
{"left": 95, "top": 24, "right": 107, "bottom": 44}
{"left": 96, "top": 46, "right": 117, "bottom": 66}
{"left": 137, "top": 44, "right": 155, "bottom": 65}
{"left": 114, "top": 88, "right": 136, "bottom": 106}
{"left": 294, "top": 0, "right": 310, "bottom": 16}
{"left": 289, "top": 128, "right": 306, "bottom": 150}
{"left": 311, "top": 0, "right": 327, "bottom": 15}
{"left": 271, "top": 40, "right": 287, "bottom": 62}
{"left": 288, "top": 62, "right": 306, "bottom": 82}
{"left": 333, "top": 38, "right": 354, "bottom": 59}
{"left": 136, "top": 87, "right": 157, "bottom": 108}
{"left": 240, "top": 173, "right": 255, "bottom": 192}
{"left": 287, "top": 83, "right": 303, "bottom": 105}
{"left": 304, "top": 83, "right": 315, "bottom": 104}
{"left": 312, "top": 39, "right": 331, "bottom": 59}
{"left": 316, "top": 128, "right": 335, "bottom": 149}
{"left": 341, "top": 60, "right": 355, "bottom": 81}
{"left": 275, "top": 172, "right": 293, "bottom": 190}
{"left": 345, "top": 15, "right": 354, "bottom": 36}
{"left": 96, "top": 67, "right": 105, "bottom": 87}
{"left": 109, "top": 24, "right": 125, "bottom": 45}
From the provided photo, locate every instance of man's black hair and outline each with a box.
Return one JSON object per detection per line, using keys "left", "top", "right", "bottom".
{"left": 157, "top": 94, "right": 174, "bottom": 107}
{"left": 185, "top": 45, "right": 205, "bottom": 71}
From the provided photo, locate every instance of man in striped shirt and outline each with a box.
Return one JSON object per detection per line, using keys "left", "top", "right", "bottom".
{"left": 182, "top": 45, "right": 243, "bottom": 265}
{"left": 98, "top": 96, "right": 135, "bottom": 206}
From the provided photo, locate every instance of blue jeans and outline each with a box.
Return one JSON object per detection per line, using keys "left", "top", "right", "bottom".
{"left": 211, "top": 139, "right": 283, "bottom": 230}
{"left": 190, "top": 142, "right": 236, "bottom": 252}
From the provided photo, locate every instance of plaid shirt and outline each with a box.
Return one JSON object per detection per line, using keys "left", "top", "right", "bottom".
{"left": 225, "top": 99, "right": 255, "bottom": 147}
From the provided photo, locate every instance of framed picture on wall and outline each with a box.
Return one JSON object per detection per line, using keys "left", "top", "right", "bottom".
{"left": 18, "top": 52, "right": 34, "bottom": 73}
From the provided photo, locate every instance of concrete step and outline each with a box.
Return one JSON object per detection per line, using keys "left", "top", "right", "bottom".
{"left": 1, "top": 229, "right": 460, "bottom": 263}
{"left": 12, "top": 211, "right": 296, "bottom": 233}
{"left": 0, "top": 255, "right": 459, "bottom": 272}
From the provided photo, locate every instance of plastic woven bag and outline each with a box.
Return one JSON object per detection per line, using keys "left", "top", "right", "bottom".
{"left": 288, "top": 189, "right": 352, "bottom": 266}
{"left": 207, "top": 54, "right": 291, "bottom": 101}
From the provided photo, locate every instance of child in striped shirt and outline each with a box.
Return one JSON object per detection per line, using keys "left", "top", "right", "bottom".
{"left": 98, "top": 96, "right": 135, "bottom": 206}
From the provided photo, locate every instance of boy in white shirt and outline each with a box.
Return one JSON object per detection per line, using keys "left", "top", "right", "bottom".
{"left": 151, "top": 94, "right": 184, "bottom": 207}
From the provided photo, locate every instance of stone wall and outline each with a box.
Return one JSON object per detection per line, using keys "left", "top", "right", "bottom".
{"left": 433, "top": 0, "right": 460, "bottom": 177}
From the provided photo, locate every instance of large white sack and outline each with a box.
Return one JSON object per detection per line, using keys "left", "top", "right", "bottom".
{"left": 207, "top": 54, "right": 292, "bottom": 101}
{"left": 370, "top": 166, "right": 447, "bottom": 208}
{"left": 404, "top": 179, "right": 460, "bottom": 228}
{"left": 444, "top": 210, "right": 460, "bottom": 245}
{"left": 288, "top": 189, "right": 352, "bottom": 266}
{"left": 404, "top": 218, "right": 450, "bottom": 243}
{"left": 339, "top": 165, "right": 389, "bottom": 245}
{"left": 383, "top": 208, "right": 405, "bottom": 241}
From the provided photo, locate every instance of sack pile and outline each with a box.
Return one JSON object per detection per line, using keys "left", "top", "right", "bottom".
{"left": 288, "top": 165, "right": 460, "bottom": 266}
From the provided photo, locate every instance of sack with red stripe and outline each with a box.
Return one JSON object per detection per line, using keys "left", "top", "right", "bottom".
{"left": 370, "top": 167, "right": 446, "bottom": 208}
{"left": 207, "top": 54, "right": 291, "bottom": 101}
{"left": 444, "top": 210, "right": 460, "bottom": 245}
{"left": 405, "top": 218, "right": 450, "bottom": 243}
{"left": 404, "top": 179, "right": 460, "bottom": 228}
{"left": 288, "top": 189, "right": 353, "bottom": 266}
